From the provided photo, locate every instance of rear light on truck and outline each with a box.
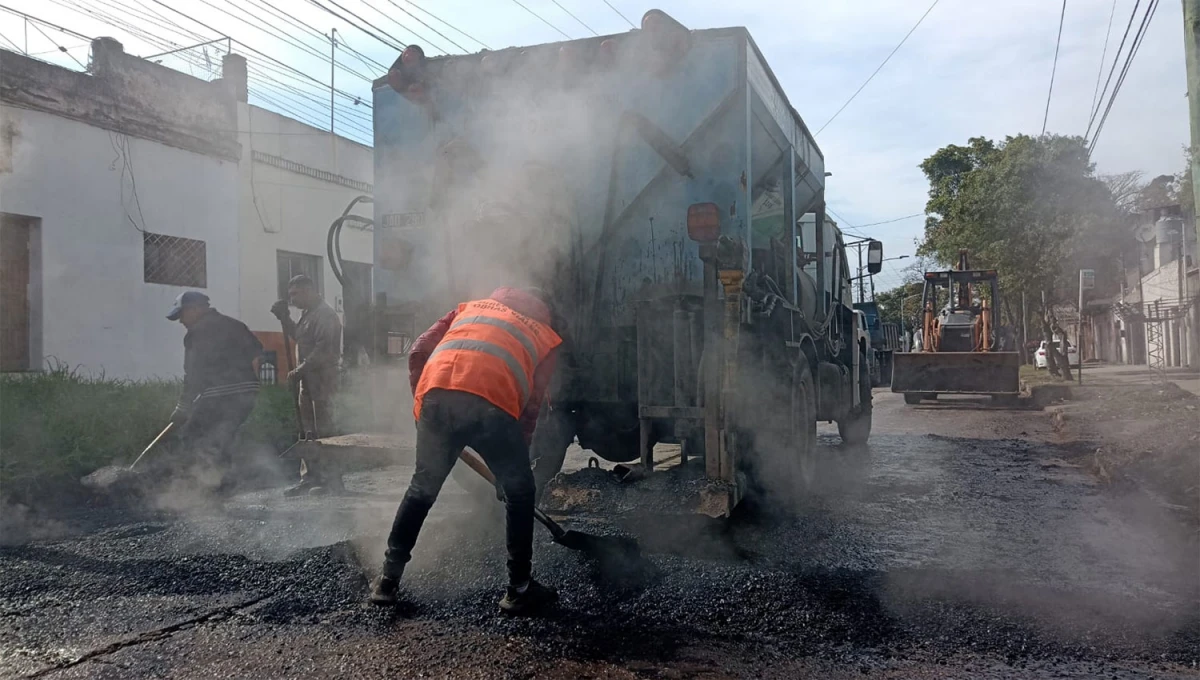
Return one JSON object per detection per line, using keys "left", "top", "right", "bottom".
{"left": 388, "top": 44, "right": 429, "bottom": 103}
{"left": 640, "top": 9, "right": 690, "bottom": 75}
{"left": 687, "top": 203, "right": 721, "bottom": 242}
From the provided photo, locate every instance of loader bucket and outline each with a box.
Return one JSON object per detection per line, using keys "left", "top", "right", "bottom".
{"left": 891, "top": 351, "right": 1021, "bottom": 395}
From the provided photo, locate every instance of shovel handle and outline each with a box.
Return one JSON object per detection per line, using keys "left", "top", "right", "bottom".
{"left": 129, "top": 422, "right": 175, "bottom": 471}
{"left": 457, "top": 448, "right": 496, "bottom": 484}
{"left": 457, "top": 449, "right": 566, "bottom": 541}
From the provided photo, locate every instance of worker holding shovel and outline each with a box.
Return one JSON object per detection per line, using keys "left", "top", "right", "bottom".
{"left": 167, "top": 291, "right": 262, "bottom": 487}
{"left": 370, "top": 287, "right": 563, "bottom": 615}
{"left": 272, "top": 274, "right": 343, "bottom": 496}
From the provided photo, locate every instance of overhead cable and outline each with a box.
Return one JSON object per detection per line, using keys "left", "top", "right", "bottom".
{"left": 1085, "top": 0, "right": 1142, "bottom": 139}
{"left": 510, "top": 0, "right": 572, "bottom": 39}
{"left": 550, "top": 0, "right": 599, "bottom": 36}
{"left": 600, "top": 0, "right": 636, "bottom": 29}
{"left": 1089, "top": 0, "right": 1159, "bottom": 153}
{"left": 1089, "top": 0, "right": 1118, "bottom": 119}
{"left": 406, "top": 0, "right": 491, "bottom": 49}
{"left": 815, "top": 0, "right": 940, "bottom": 136}
{"left": 304, "top": 0, "right": 407, "bottom": 50}
{"left": 1041, "top": 0, "right": 1067, "bottom": 135}
{"left": 379, "top": 0, "right": 470, "bottom": 52}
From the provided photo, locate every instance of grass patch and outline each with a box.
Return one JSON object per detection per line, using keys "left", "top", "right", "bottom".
{"left": 1020, "top": 363, "right": 1070, "bottom": 386}
{"left": 1, "top": 366, "right": 296, "bottom": 504}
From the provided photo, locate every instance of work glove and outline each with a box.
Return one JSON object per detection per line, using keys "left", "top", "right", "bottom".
{"left": 170, "top": 405, "right": 190, "bottom": 427}
{"left": 270, "top": 300, "right": 291, "bottom": 321}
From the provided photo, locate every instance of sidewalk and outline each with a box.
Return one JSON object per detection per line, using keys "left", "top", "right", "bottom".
{"left": 1080, "top": 363, "right": 1200, "bottom": 397}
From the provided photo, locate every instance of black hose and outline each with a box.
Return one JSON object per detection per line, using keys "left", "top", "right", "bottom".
{"left": 326, "top": 195, "right": 374, "bottom": 289}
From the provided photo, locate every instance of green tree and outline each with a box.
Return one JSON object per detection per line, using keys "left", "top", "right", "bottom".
{"left": 875, "top": 282, "right": 924, "bottom": 330}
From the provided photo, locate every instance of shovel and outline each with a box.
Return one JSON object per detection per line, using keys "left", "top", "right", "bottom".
{"left": 81, "top": 422, "right": 175, "bottom": 490}
{"left": 456, "top": 449, "right": 648, "bottom": 570}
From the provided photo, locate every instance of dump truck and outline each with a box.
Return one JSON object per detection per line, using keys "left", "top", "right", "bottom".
{"left": 891, "top": 251, "right": 1020, "bottom": 404}
{"left": 306, "top": 10, "right": 873, "bottom": 517}
{"left": 853, "top": 301, "right": 901, "bottom": 386}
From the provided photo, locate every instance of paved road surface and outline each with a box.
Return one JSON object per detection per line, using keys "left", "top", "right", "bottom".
{"left": 2, "top": 391, "right": 1197, "bottom": 678}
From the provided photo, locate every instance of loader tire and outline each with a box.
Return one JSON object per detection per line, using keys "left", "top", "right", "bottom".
{"left": 837, "top": 354, "right": 873, "bottom": 446}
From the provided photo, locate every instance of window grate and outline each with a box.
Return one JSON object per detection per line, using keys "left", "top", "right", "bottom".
{"left": 144, "top": 232, "right": 207, "bottom": 288}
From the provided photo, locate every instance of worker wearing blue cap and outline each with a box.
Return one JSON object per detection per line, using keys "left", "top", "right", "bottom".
{"left": 167, "top": 291, "right": 263, "bottom": 487}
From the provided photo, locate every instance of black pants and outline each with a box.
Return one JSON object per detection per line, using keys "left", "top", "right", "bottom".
{"left": 383, "top": 389, "right": 535, "bottom": 586}
{"left": 179, "top": 392, "right": 257, "bottom": 471}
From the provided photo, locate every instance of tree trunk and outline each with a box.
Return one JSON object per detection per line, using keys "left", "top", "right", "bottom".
{"left": 1045, "top": 302, "right": 1073, "bottom": 381}
{"left": 1039, "top": 292, "right": 1062, "bottom": 378}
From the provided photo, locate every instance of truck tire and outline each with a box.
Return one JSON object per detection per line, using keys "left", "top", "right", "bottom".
{"left": 791, "top": 358, "right": 818, "bottom": 487}
{"left": 837, "top": 354, "right": 872, "bottom": 446}
{"left": 903, "top": 393, "right": 923, "bottom": 405}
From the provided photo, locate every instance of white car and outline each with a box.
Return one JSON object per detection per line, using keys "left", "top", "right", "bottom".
{"left": 1034, "top": 340, "right": 1079, "bottom": 369}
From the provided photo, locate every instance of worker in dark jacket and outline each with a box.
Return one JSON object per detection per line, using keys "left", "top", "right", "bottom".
{"left": 272, "top": 274, "right": 343, "bottom": 495}
{"left": 168, "top": 291, "right": 262, "bottom": 481}
{"left": 370, "top": 287, "right": 562, "bottom": 616}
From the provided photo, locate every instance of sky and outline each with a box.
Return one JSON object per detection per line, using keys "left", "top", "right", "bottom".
{"left": 0, "top": 0, "right": 1190, "bottom": 291}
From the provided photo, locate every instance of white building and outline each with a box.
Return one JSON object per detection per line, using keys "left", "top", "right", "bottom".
{"left": 0, "top": 39, "right": 373, "bottom": 379}
{"left": 227, "top": 59, "right": 373, "bottom": 371}
{"left": 0, "top": 38, "right": 240, "bottom": 379}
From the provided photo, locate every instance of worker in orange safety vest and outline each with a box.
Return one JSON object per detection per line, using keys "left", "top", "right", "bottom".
{"left": 370, "top": 287, "right": 563, "bottom": 616}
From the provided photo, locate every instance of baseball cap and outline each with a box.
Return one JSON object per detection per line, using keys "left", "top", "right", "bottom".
{"left": 166, "top": 291, "right": 210, "bottom": 320}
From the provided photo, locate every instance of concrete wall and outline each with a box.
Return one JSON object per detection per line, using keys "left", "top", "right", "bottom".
{"left": 236, "top": 103, "right": 373, "bottom": 363}
{"left": 0, "top": 104, "right": 239, "bottom": 379}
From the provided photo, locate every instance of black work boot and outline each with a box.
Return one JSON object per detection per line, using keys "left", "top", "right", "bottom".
{"left": 499, "top": 579, "right": 558, "bottom": 616}
{"left": 369, "top": 575, "right": 400, "bottom": 606}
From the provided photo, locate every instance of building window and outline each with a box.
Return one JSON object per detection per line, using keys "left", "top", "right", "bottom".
{"left": 144, "top": 232, "right": 207, "bottom": 287}
{"left": 277, "top": 250, "right": 323, "bottom": 300}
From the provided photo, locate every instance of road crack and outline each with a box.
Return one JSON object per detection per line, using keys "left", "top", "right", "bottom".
{"left": 21, "top": 594, "right": 272, "bottom": 678}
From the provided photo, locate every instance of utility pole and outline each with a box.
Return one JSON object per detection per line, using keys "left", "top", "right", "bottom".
{"left": 857, "top": 242, "right": 865, "bottom": 304}
{"left": 1183, "top": 0, "right": 1200, "bottom": 368}
{"left": 1021, "top": 290, "right": 1028, "bottom": 363}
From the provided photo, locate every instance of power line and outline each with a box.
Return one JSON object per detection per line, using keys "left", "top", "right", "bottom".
{"left": 510, "top": 0, "right": 572, "bottom": 39}
{"left": 304, "top": 0, "right": 407, "bottom": 51}
{"left": 333, "top": 31, "right": 388, "bottom": 74}
{"left": 0, "top": 4, "right": 93, "bottom": 42}
{"left": 405, "top": 0, "right": 491, "bottom": 50}
{"left": 600, "top": 0, "right": 635, "bottom": 29}
{"left": 1085, "top": 0, "right": 1142, "bottom": 139}
{"left": 199, "top": 0, "right": 376, "bottom": 82}
{"left": 0, "top": 30, "right": 20, "bottom": 52}
{"left": 815, "top": 0, "right": 940, "bottom": 136}
{"left": 854, "top": 213, "right": 924, "bottom": 228}
{"left": 1089, "top": 0, "right": 1159, "bottom": 154}
{"left": 356, "top": 0, "right": 451, "bottom": 54}
{"left": 550, "top": 0, "right": 599, "bottom": 37}
{"left": 378, "top": 0, "right": 470, "bottom": 53}
{"left": 1041, "top": 0, "right": 1067, "bottom": 136}
{"left": 27, "top": 18, "right": 87, "bottom": 69}
{"left": 1089, "top": 0, "right": 1118, "bottom": 119}
{"left": 146, "top": 0, "right": 372, "bottom": 108}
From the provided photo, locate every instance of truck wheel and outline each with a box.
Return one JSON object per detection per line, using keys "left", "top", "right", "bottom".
{"left": 791, "top": 359, "right": 818, "bottom": 487}
{"left": 837, "top": 354, "right": 872, "bottom": 446}
{"left": 903, "top": 393, "right": 923, "bottom": 405}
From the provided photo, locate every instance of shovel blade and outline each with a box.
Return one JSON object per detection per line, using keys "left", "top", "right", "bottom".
{"left": 81, "top": 466, "right": 139, "bottom": 490}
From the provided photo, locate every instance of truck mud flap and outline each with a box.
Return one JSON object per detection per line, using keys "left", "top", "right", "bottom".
{"left": 890, "top": 351, "right": 1021, "bottom": 395}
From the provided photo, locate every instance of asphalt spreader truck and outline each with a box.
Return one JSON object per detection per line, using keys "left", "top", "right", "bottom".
{"left": 305, "top": 11, "right": 873, "bottom": 517}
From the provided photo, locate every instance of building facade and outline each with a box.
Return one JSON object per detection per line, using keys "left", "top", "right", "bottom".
{"left": 0, "top": 39, "right": 240, "bottom": 379}
{"left": 0, "top": 39, "right": 372, "bottom": 380}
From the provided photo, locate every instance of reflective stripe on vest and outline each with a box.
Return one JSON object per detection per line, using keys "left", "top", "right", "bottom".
{"left": 414, "top": 299, "right": 562, "bottom": 420}
{"left": 426, "top": 338, "right": 530, "bottom": 406}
